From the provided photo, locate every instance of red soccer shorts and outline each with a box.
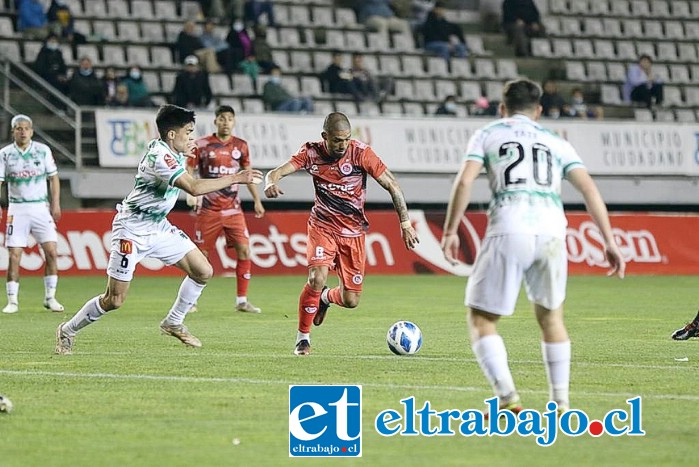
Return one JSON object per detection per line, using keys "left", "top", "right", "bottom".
{"left": 306, "top": 223, "right": 366, "bottom": 292}
{"left": 194, "top": 210, "right": 249, "bottom": 253}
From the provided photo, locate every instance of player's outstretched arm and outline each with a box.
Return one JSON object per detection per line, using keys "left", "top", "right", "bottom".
{"left": 375, "top": 169, "right": 419, "bottom": 250}
{"left": 241, "top": 164, "right": 265, "bottom": 218}
{"left": 174, "top": 169, "right": 262, "bottom": 196}
{"left": 568, "top": 168, "right": 626, "bottom": 279}
{"left": 441, "top": 159, "right": 482, "bottom": 265}
{"left": 263, "top": 161, "right": 297, "bottom": 199}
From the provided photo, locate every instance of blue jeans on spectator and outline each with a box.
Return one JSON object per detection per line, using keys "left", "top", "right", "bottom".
{"left": 276, "top": 97, "right": 314, "bottom": 113}
{"left": 425, "top": 41, "right": 467, "bottom": 62}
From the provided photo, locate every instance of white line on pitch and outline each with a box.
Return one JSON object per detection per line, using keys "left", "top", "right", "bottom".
{"left": 1, "top": 369, "right": 698, "bottom": 401}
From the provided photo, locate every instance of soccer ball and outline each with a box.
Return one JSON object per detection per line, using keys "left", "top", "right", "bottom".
{"left": 0, "top": 394, "right": 13, "bottom": 414}
{"left": 386, "top": 321, "right": 422, "bottom": 355}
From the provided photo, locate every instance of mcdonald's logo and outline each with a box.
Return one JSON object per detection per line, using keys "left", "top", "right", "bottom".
{"left": 119, "top": 239, "right": 133, "bottom": 254}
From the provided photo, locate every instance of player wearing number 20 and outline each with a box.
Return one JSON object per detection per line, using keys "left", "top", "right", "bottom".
{"left": 441, "top": 79, "right": 625, "bottom": 414}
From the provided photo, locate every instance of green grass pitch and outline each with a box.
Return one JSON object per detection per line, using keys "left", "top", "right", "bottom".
{"left": 0, "top": 274, "right": 696, "bottom": 466}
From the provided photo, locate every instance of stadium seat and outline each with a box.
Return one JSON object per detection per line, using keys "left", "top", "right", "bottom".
{"left": 313, "top": 100, "right": 334, "bottom": 115}
{"left": 311, "top": 51, "right": 331, "bottom": 73}
{"left": 574, "top": 39, "right": 595, "bottom": 58}
{"left": 622, "top": 19, "right": 643, "bottom": 38}
{"left": 402, "top": 56, "right": 426, "bottom": 77}
{"left": 64, "top": 0, "right": 83, "bottom": 15}
{"left": 335, "top": 100, "right": 358, "bottom": 115}
{"left": 379, "top": 55, "right": 401, "bottom": 76}
{"left": 0, "top": 40, "right": 20, "bottom": 61}
{"left": 93, "top": 20, "right": 116, "bottom": 41}
{"left": 670, "top": 64, "right": 691, "bottom": 83}
{"left": 345, "top": 31, "right": 366, "bottom": 51}
{"left": 450, "top": 58, "right": 473, "bottom": 78}
{"left": 209, "top": 74, "right": 232, "bottom": 95}
{"left": 142, "top": 22, "right": 164, "bottom": 43}
{"left": 630, "top": 0, "right": 651, "bottom": 16}
{"left": 635, "top": 41, "right": 656, "bottom": 59}
{"left": 312, "top": 6, "right": 333, "bottom": 25}
{"left": 601, "top": 84, "right": 623, "bottom": 104}
{"left": 663, "top": 85, "right": 684, "bottom": 106}
{"left": 549, "top": 0, "right": 570, "bottom": 14}
{"left": 675, "top": 108, "right": 696, "bottom": 121}
{"left": 530, "top": 38, "right": 552, "bottom": 57}
{"left": 616, "top": 40, "right": 637, "bottom": 60}
{"left": 688, "top": 0, "right": 699, "bottom": 15}
{"left": 358, "top": 101, "right": 381, "bottom": 116}
{"left": 323, "top": 30, "right": 344, "bottom": 49}
{"left": 633, "top": 108, "right": 654, "bottom": 121}
{"left": 160, "top": 71, "right": 176, "bottom": 93}
{"left": 670, "top": 0, "right": 691, "bottom": 16}
{"left": 300, "top": 76, "right": 323, "bottom": 97}
{"left": 360, "top": 54, "right": 380, "bottom": 74}
{"left": 150, "top": 46, "right": 175, "bottom": 68}
{"left": 277, "top": 28, "right": 301, "bottom": 47}
{"left": 84, "top": 0, "right": 108, "bottom": 17}
{"left": 583, "top": 18, "right": 604, "bottom": 37}
{"left": 569, "top": 0, "right": 591, "bottom": 14}
{"left": 643, "top": 20, "right": 664, "bottom": 39}
{"left": 677, "top": 43, "right": 698, "bottom": 61}
{"left": 164, "top": 22, "right": 182, "bottom": 43}
{"left": 426, "top": 56, "right": 448, "bottom": 77}
{"left": 587, "top": 61, "right": 607, "bottom": 81}
{"left": 393, "top": 79, "right": 414, "bottom": 99}
{"left": 23, "top": 41, "right": 42, "bottom": 63}
{"left": 142, "top": 70, "right": 160, "bottom": 92}
{"left": 232, "top": 75, "right": 255, "bottom": 95}
{"left": 413, "top": 80, "right": 436, "bottom": 101}
{"left": 127, "top": 45, "right": 151, "bottom": 68}
{"left": 652, "top": 64, "right": 670, "bottom": 82}
{"left": 610, "top": 0, "right": 632, "bottom": 16}
{"left": 107, "top": 0, "right": 130, "bottom": 18}
{"left": 655, "top": 109, "right": 675, "bottom": 121}
{"left": 153, "top": 1, "right": 181, "bottom": 21}
{"left": 594, "top": 40, "right": 616, "bottom": 59}
{"left": 497, "top": 59, "right": 518, "bottom": 79}
{"left": 433, "top": 79, "right": 457, "bottom": 100}
{"left": 656, "top": 42, "right": 678, "bottom": 61}
{"left": 118, "top": 21, "right": 141, "bottom": 41}
{"left": 473, "top": 58, "right": 495, "bottom": 79}
{"left": 607, "top": 62, "right": 627, "bottom": 81}
{"left": 76, "top": 44, "right": 100, "bottom": 64}
{"left": 552, "top": 39, "right": 574, "bottom": 57}
{"left": 288, "top": 5, "right": 312, "bottom": 25}
{"left": 289, "top": 51, "right": 312, "bottom": 73}
{"left": 544, "top": 17, "right": 561, "bottom": 36}
{"left": 131, "top": 0, "right": 155, "bottom": 19}
{"left": 484, "top": 81, "right": 503, "bottom": 101}
{"left": 242, "top": 98, "right": 265, "bottom": 113}
{"left": 74, "top": 19, "right": 91, "bottom": 37}
{"left": 0, "top": 16, "right": 15, "bottom": 37}
{"left": 566, "top": 61, "right": 587, "bottom": 81}
{"left": 281, "top": 76, "right": 300, "bottom": 95}
{"left": 61, "top": 44, "right": 76, "bottom": 66}
{"left": 464, "top": 35, "right": 489, "bottom": 55}
{"left": 335, "top": 8, "right": 359, "bottom": 28}
{"left": 392, "top": 33, "right": 416, "bottom": 52}
{"left": 561, "top": 18, "right": 582, "bottom": 36}
{"left": 380, "top": 101, "right": 403, "bottom": 115}
{"left": 684, "top": 22, "right": 699, "bottom": 40}
{"left": 690, "top": 64, "right": 699, "bottom": 82}
{"left": 602, "top": 18, "right": 623, "bottom": 37}
{"left": 366, "top": 32, "right": 390, "bottom": 52}
{"left": 664, "top": 21, "right": 685, "bottom": 40}
{"left": 650, "top": 0, "right": 672, "bottom": 16}
{"left": 271, "top": 50, "right": 289, "bottom": 70}
{"left": 590, "top": 0, "right": 611, "bottom": 15}
{"left": 685, "top": 87, "right": 699, "bottom": 105}
{"left": 103, "top": 45, "right": 127, "bottom": 66}
{"left": 403, "top": 102, "right": 425, "bottom": 116}
{"left": 182, "top": 1, "right": 201, "bottom": 19}
{"left": 460, "top": 81, "right": 482, "bottom": 102}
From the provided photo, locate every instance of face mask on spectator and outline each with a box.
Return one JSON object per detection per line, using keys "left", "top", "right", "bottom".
{"left": 130, "top": 70, "right": 141, "bottom": 80}
{"left": 46, "top": 41, "right": 59, "bottom": 50}
{"left": 233, "top": 21, "right": 244, "bottom": 32}
{"left": 79, "top": 68, "right": 92, "bottom": 76}
{"left": 445, "top": 102, "right": 457, "bottom": 112}
{"left": 270, "top": 76, "right": 281, "bottom": 84}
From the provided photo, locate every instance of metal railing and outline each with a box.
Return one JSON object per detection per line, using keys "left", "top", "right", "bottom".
{"left": 0, "top": 55, "right": 83, "bottom": 168}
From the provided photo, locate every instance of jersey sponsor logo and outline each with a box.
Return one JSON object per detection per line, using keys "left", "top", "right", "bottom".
{"left": 232, "top": 148, "right": 242, "bottom": 160}
{"left": 352, "top": 274, "right": 363, "bottom": 285}
{"left": 163, "top": 153, "right": 178, "bottom": 169}
{"left": 10, "top": 169, "right": 44, "bottom": 179}
{"left": 208, "top": 151, "right": 216, "bottom": 158}
{"left": 310, "top": 164, "right": 319, "bottom": 174}
{"left": 340, "top": 163, "right": 353, "bottom": 175}
{"left": 318, "top": 182, "right": 356, "bottom": 193}
{"left": 208, "top": 165, "right": 240, "bottom": 175}
{"left": 304, "top": 306, "right": 317, "bottom": 314}
{"left": 119, "top": 239, "right": 133, "bottom": 254}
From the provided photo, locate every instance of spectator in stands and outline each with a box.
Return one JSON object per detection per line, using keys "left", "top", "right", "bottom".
{"left": 470, "top": 95, "right": 499, "bottom": 116}
{"left": 47, "top": 0, "right": 86, "bottom": 48}
{"left": 33, "top": 33, "right": 68, "bottom": 92}
{"left": 262, "top": 67, "right": 314, "bottom": 113}
{"left": 357, "top": 0, "right": 411, "bottom": 34}
{"left": 172, "top": 55, "right": 213, "bottom": 109}
{"left": 351, "top": 52, "right": 389, "bottom": 103}
{"left": 251, "top": 25, "right": 277, "bottom": 73}
{"left": 200, "top": 19, "right": 236, "bottom": 74}
{"left": 320, "top": 51, "right": 362, "bottom": 101}
{"left": 121, "top": 66, "right": 155, "bottom": 107}
{"left": 568, "top": 88, "right": 603, "bottom": 120}
{"left": 175, "top": 21, "right": 221, "bottom": 73}
{"left": 540, "top": 79, "right": 565, "bottom": 119}
{"left": 623, "top": 54, "right": 664, "bottom": 109}
{"left": 67, "top": 56, "right": 105, "bottom": 106}
{"left": 226, "top": 19, "right": 254, "bottom": 68}
{"left": 102, "top": 67, "right": 120, "bottom": 106}
{"left": 244, "top": 0, "right": 276, "bottom": 28}
{"left": 112, "top": 83, "right": 130, "bottom": 107}
{"left": 435, "top": 95, "right": 458, "bottom": 116}
{"left": 17, "top": 0, "right": 49, "bottom": 39}
{"left": 419, "top": 2, "right": 467, "bottom": 63}
{"left": 501, "top": 0, "right": 545, "bottom": 57}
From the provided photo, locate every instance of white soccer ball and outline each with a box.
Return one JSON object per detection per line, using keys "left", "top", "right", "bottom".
{"left": 0, "top": 394, "right": 13, "bottom": 414}
{"left": 387, "top": 321, "right": 423, "bottom": 355}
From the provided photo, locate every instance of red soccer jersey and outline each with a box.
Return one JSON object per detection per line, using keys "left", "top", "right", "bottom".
{"left": 189, "top": 134, "right": 251, "bottom": 214}
{"left": 290, "top": 139, "right": 387, "bottom": 237}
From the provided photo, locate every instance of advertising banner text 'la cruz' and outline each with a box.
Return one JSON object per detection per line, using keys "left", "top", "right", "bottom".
{"left": 1, "top": 210, "right": 697, "bottom": 276}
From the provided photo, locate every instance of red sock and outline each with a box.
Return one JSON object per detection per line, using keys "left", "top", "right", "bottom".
{"left": 328, "top": 287, "right": 345, "bottom": 307}
{"left": 298, "top": 284, "right": 321, "bottom": 333}
{"left": 236, "top": 259, "right": 251, "bottom": 298}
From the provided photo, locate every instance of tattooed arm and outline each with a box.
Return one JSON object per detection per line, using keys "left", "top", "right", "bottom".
{"left": 375, "top": 169, "right": 419, "bottom": 249}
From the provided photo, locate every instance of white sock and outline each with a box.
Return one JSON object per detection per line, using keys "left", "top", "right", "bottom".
{"left": 472, "top": 334, "right": 517, "bottom": 403}
{"left": 541, "top": 340, "right": 571, "bottom": 409}
{"left": 236, "top": 296, "right": 247, "bottom": 305}
{"left": 44, "top": 275, "right": 58, "bottom": 299}
{"left": 63, "top": 296, "right": 107, "bottom": 336}
{"left": 163, "top": 277, "right": 206, "bottom": 325}
{"left": 6, "top": 281, "right": 19, "bottom": 304}
{"left": 320, "top": 288, "right": 330, "bottom": 305}
{"left": 296, "top": 331, "right": 310, "bottom": 344}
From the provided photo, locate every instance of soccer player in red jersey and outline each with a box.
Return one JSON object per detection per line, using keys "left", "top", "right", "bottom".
{"left": 264, "top": 112, "right": 419, "bottom": 355}
{"left": 187, "top": 105, "right": 265, "bottom": 313}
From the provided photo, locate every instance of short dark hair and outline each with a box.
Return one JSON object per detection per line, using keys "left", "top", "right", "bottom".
{"left": 639, "top": 54, "right": 652, "bottom": 62}
{"left": 156, "top": 104, "right": 196, "bottom": 138}
{"left": 323, "top": 112, "right": 351, "bottom": 133}
{"left": 215, "top": 105, "right": 235, "bottom": 117}
{"left": 502, "top": 79, "right": 541, "bottom": 114}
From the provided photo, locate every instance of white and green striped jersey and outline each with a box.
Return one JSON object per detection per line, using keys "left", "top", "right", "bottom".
{"left": 465, "top": 114, "right": 585, "bottom": 238}
{"left": 0, "top": 141, "right": 58, "bottom": 204}
{"left": 116, "top": 139, "right": 186, "bottom": 231}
